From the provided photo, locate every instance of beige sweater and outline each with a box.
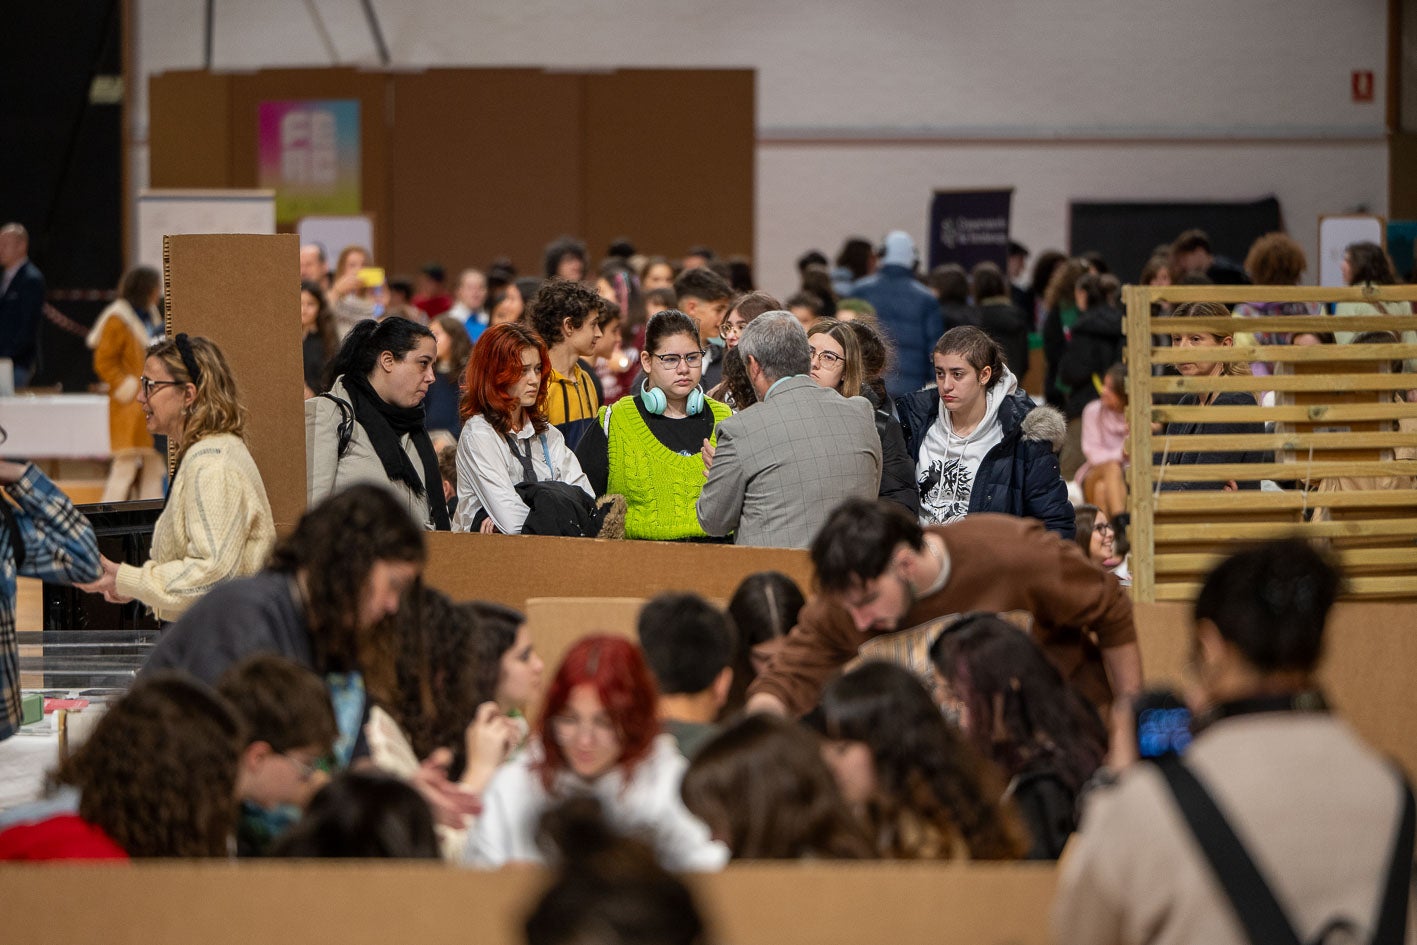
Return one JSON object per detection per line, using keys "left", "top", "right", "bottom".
{"left": 1053, "top": 713, "right": 1413, "bottom": 945}
{"left": 115, "top": 433, "right": 276, "bottom": 621}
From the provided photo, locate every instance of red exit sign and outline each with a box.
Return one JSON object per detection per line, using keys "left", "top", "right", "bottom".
{"left": 1352, "top": 70, "right": 1375, "bottom": 103}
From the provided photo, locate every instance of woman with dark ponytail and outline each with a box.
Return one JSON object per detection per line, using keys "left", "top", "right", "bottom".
{"left": 306, "top": 317, "right": 449, "bottom": 530}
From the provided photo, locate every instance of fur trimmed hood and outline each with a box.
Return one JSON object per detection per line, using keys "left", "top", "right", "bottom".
{"left": 1020, "top": 403, "right": 1067, "bottom": 451}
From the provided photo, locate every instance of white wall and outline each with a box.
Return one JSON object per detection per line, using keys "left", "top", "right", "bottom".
{"left": 132, "top": 0, "right": 1391, "bottom": 292}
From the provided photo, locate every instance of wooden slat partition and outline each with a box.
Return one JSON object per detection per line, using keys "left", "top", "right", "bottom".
{"left": 1124, "top": 285, "right": 1417, "bottom": 602}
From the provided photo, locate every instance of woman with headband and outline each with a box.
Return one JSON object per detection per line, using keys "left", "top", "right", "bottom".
{"left": 77, "top": 333, "right": 275, "bottom": 621}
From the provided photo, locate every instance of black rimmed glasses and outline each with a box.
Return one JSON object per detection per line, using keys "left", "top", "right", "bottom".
{"left": 810, "top": 349, "right": 844, "bottom": 366}
{"left": 651, "top": 352, "right": 704, "bottom": 369}
{"left": 139, "top": 376, "right": 183, "bottom": 398}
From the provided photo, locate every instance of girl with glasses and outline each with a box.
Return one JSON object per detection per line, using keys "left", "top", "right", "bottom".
{"left": 806, "top": 318, "right": 919, "bottom": 516}
{"left": 574, "top": 310, "right": 732, "bottom": 541}
{"left": 465, "top": 635, "right": 726, "bottom": 871}
{"left": 76, "top": 334, "right": 276, "bottom": 621}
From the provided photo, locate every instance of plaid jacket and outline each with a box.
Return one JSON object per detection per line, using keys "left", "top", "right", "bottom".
{"left": 1, "top": 465, "right": 101, "bottom": 741}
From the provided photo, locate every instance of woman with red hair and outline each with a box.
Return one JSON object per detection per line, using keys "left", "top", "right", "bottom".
{"left": 464, "top": 635, "right": 726, "bottom": 871}
{"left": 452, "top": 323, "right": 592, "bottom": 533}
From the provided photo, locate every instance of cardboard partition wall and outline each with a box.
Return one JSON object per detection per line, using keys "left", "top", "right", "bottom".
{"left": 0, "top": 860, "right": 1060, "bottom": 945}
{"left": 1134, "top": 601, "right": 1417, "bottom": 777}
{"left": 420, "top": 532, "right": 813, "bottom": 611}
{"left": 164, "top": 233, "right": 306, "bottom": 531}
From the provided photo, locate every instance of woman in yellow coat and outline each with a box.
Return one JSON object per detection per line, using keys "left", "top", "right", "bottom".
{"left": 87, "top": 266, "right": 164, "bottom": 501}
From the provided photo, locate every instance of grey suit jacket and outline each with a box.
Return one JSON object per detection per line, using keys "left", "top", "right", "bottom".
{"left": 697, "top": 375, "right": 881, "bottom": 548}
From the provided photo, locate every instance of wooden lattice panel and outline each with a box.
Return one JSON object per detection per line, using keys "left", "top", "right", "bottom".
{"left": 1123, "top": 285, "right": 1417, "bottom": 602}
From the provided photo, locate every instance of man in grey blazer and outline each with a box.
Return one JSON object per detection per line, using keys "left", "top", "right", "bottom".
{"left": 697, "top": 311, "right": 881, "bottom": 548}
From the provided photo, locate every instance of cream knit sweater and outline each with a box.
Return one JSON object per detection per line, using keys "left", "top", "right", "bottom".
{"left": 115, "top": 433, "right": 276, "bottom": 621}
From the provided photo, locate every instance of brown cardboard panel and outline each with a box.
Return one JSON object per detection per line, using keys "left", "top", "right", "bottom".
{"left": 165, "top": 234, "right": 306, "bottom": 531}
{"left": 1134, "top": 600, "right": 1417, "bottom": 778}
{"left": 388, "top": 69, "right": 585, "bottom": 276}
{"left": 421, "top": 532, "right": 814, "bottom": 610}
{"left": 148, "top": 71, "right": 232, "bottom": 188}
{"left": 0, "top": 861, "right": 1058, "bottom": 945}
{"left": 583, "top": 69, "right": 755, "bottom": 260}
{"left": 525, "top": 596, "right": 643, "bottom": 685}
{"left": 225, "top": 69, "right": 391, "bottom": 256}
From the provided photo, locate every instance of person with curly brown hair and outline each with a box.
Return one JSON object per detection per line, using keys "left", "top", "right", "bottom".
{"left": 145, "top": 484, "right": 425, "bottom": 767}
{"left": 529, "top": 279, "right": 604, "bottom": 449}
{"left": 0, "top": 672, "right": 245, "bottom": 860}
{"left": 813, "top": 661, "right": 1028, "bottom": 861}
{"left": 363, "top": 587, "right": 522, "bottom": 858}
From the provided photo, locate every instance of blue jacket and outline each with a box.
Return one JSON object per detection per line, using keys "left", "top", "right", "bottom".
{"left": 895, "top": 387, "right": 1074, "bottom": 538}
{"left": 847, "top": 265, "right": 942, "bottom": 399}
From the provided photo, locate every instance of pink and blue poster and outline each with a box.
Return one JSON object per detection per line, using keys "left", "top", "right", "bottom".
{"left": 257, "top": 99, "right": 361, "bottom": 224}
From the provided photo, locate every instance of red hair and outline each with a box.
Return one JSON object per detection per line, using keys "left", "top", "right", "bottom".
{"left": 535, "top": 635, "right": 660, "bottom": 792}
{"left": 459, "top": 322, "right": 551, "bottom": 435}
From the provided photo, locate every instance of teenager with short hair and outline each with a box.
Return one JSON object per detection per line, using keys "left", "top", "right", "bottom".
{"left": 673, "top": 267, "right": 734, "bottom": 391}
{"left": 527, "top": 279, "right": 603, "bottom": 448}
{"left": 637, "top": 592, "right": 734, "bottom": 758}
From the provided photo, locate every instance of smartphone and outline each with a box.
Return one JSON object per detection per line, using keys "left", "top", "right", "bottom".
{"left": 1133, "top": 689, "right": 1192, "bottom": 759}
{"left": 357, "top": 266, "right": 386, "bottom": 289}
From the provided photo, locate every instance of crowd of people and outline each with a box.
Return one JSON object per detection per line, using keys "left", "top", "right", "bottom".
{"left": 0, "top": 225, "right": 1413, "bottom": 945}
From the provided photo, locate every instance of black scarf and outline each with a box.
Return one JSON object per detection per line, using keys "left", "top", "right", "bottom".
{"left": 341, "top": 373, "right": 451, "bottom": 531}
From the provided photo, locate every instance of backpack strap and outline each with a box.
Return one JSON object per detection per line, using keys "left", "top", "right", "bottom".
{"left": 1371, "top": 768, "right": 1415, "bottom": 945}
{"left": 1155, "top": 756, "right": 1415, "bottom": 945}
{"left": 317, "top": 393, "right": 354, "bottom": 458}
{"left": 1153, "top": 756, "right": 1303, "bottom": 945}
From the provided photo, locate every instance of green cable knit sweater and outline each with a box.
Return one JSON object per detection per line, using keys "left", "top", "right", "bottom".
{"left": 603, "top": 396, "right": 731, "bottom": 540}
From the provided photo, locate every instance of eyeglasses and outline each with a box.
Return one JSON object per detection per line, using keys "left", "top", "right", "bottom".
{"left": 1095, "top": 522, "right": 1114, "bottom": 535}
{"left": 810, "top": 349, "right": 844, "bottom": 366}
{"left": 721, "top": 321, "right": 748, "bottom": 335}
{"left": 651, "top": 352, "right": 704, "bottom": 369}
{"left": 139, "top": 376, "right": 183, "bottom": 398}
{"left": 281, "top": 753, "right": 323, "bottom": 782}
{"left": 549, "top": 714, "right": 619, "bottom": 742}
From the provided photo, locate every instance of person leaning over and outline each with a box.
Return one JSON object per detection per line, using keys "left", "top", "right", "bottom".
{"left": 78, "top": 334, "right": 275, "bottom": 621}
{"left": 746, "top": 498, "right": 1142, "bottom": 718}
{"left": 1053, "top": 539, "right": 1413, "bottom": 945}
{"left": 696, "top": 312, "right": 881, "bottom": 549}
{"left": 144, "top": 485, "right": 425, "bottom": 768}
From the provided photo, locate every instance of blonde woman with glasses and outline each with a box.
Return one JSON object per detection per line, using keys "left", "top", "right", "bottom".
{"left": 807, "top": 319, "right": 919, "bottom": 515}
{"left": 78, "top": 334, "right": 275, "bottom": 621}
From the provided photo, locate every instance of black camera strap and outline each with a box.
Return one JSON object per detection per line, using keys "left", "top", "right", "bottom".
{"left": 1154, "top": 755, "right": 1414, "bottom": 945}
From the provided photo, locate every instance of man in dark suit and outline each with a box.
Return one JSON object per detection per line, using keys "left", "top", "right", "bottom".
{"left": 697, "top": 311, "right": 881, "bottom": 549}
{"left": 0, "top": 224, "right": 46, "bottom": 388}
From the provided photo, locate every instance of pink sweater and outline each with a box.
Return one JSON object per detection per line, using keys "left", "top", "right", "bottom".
{"left": 1075, "top": 398, "right": 1128, "bottom": 484}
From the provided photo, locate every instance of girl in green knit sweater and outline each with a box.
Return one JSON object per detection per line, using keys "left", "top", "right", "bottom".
{"left": 575, "top": 310, "right": 731, "bottom": 541}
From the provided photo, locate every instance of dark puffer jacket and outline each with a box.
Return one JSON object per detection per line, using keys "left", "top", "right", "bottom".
{"left": 896, "top": 386, "right": 1074, "bottom": 538}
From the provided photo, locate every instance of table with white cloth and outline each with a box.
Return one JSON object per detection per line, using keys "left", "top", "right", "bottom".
{"left": 0, "top": 394, "right": 110, "bottom": 459}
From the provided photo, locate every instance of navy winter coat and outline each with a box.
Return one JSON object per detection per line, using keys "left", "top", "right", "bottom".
{"left": 847, "top": 265, "right": 943, "bottom": 399}
{"left": 896, "top": 386, "right": 1074, "bottom": 538}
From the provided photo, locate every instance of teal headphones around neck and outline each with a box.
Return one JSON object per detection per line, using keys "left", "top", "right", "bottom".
{"left": 641, "top": 380, "right": 704, "bottom": 416}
